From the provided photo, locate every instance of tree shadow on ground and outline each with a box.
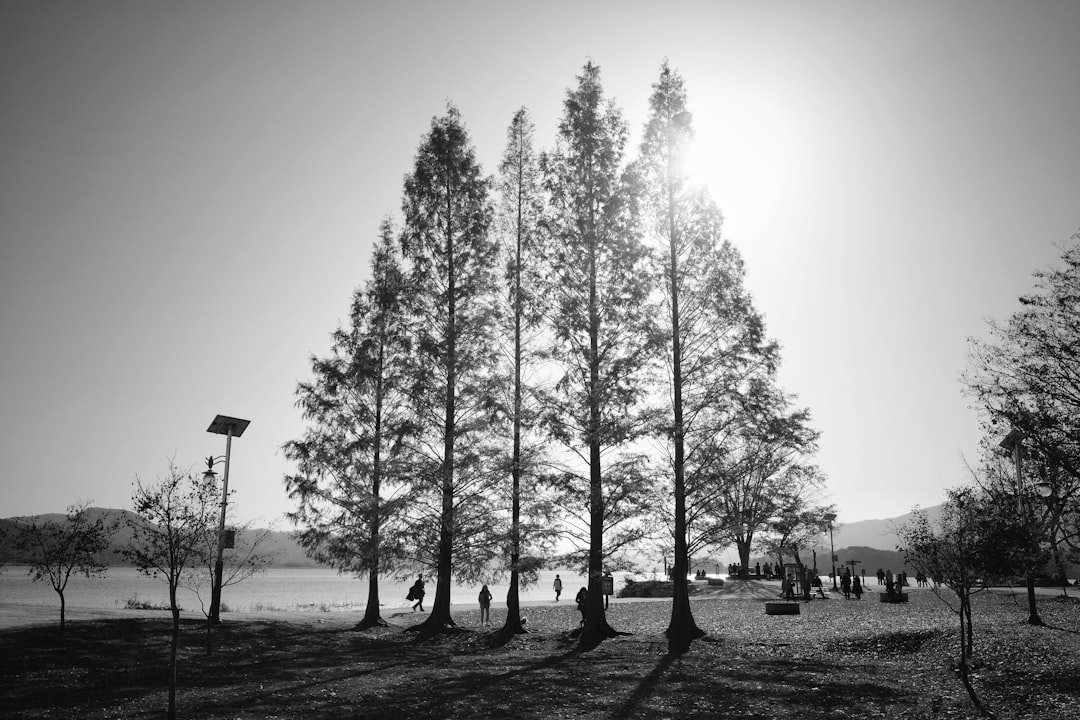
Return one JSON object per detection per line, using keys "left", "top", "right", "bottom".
{"left": 608, "top": 652, "right": 675, "bottom": 719}
{"left": 10, "top": 610, "right": 1072, "bottom": 719}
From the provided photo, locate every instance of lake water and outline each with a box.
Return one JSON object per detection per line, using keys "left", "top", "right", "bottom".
{"left": 0, "top": 566, "right": 636, "bottom": 614}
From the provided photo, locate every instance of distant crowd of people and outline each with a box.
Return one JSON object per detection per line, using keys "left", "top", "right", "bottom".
{"left": 401, "top": 562, "right": 935, "bottom": 628}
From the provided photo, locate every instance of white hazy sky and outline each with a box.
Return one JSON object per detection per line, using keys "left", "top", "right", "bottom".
{"left": 2, "top": 1, "right": 1078, "bottom": 531}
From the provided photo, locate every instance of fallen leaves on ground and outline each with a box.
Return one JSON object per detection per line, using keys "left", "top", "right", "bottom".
{"left": 1, "top": 588, "right": 1077, "bottom": 719}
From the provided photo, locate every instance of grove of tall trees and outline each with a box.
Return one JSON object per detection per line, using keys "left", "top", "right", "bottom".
{"left": 286, "top": 61, "right": 825, "bottom": 650}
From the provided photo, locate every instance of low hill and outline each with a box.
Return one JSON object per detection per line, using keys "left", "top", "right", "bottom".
{"left": 831, "top": 505, "right": 943, "bottom": 551}
{"left": 830, "top": 545, "right": 914, "bottom": 579}
{"left": 0, "top": 507, "right": 325, "bottom": 569}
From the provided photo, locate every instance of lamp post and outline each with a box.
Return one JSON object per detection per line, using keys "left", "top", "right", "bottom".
{"left": 999, "top": 428, "right": 1042, "bottom": 626}
{"left": 823, "top": 512, "right": 837, "bottom": 590}
{"left": 205, "top": 414, "right": 250, "bottom": 624}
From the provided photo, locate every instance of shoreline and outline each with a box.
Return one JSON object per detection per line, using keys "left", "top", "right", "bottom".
{"left": 3, "top": 582, "right": 1071, "bottom": 632}
{"left": 0, "top": 579, "right": 776, "bottom": 631}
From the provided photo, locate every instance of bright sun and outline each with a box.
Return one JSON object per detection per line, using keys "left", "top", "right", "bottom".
{"left": 680, "top": 94, "right": 803, "bottom": 221}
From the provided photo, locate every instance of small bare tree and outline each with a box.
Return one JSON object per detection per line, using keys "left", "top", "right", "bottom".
{"left": 13, "top": 501, "right": 117, "bottom": 636}
{"left": 898, "top": 487, "right": 1021, "bottom": 714}
{"left": 188, "top": 518, "right": 275, "bottom": 653}
{"left": 121, "top": 460, "right": 218, "bottom": 720}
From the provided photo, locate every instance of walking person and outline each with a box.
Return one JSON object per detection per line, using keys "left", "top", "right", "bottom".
{"left": 553, "top": 574, "right": 563, "bottom": 602}
{"left": 407, "top": 574, "right": 426, "bottom": 612}
{"left": 852, "top": 574, "right": 863, "bottom": 600}
{"left": 478, "top": 584, "right": 493, "bottom": 626}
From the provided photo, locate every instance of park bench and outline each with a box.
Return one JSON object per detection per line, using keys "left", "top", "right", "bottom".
{"left": 879, "top": 592, "right": 909, "bottom": 603}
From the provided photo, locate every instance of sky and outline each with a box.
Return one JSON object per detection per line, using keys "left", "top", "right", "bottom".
{"left": 2, "top": 1, "right": 1078, "bottom": 534}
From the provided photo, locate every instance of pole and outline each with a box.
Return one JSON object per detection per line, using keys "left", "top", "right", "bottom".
{"left": 209, "top": 425, "right": 233, "bottom": 624}
{"left": 1013, "top": 438, "right": 1042, "bottom": 625}
{"left": 1014, "top": 442, "right": 1023, "bottom": 514}
{"left": 829, "top": 524, "right": 837, "bottom": 590}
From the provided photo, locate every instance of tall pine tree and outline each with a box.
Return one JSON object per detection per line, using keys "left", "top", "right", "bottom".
{"left": 635, "top": 63, "right": 780, "bottom": 651}
{"left": 493, "top": 107, "right": 552, "bottom": 640}
{"left": 400, "top": 105, "right": 501, "bottom": 635}
{"left": 541, "top": 62, "right": 659, "bottom": 646}
{"left": 284, "top": 221, "right": 413, "bottom": 631}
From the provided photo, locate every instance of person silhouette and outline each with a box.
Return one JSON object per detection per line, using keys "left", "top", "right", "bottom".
{"left": 408, "top": 574, "right": 426, "bottom": 612}
{"left": 575, "top": 587, "right": 588, "bottom": 625}
{"left": 478, "top": 584, "right": 493, "bottom": 626}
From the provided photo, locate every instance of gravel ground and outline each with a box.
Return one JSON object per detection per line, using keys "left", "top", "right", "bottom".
{"left": 2, "top": 583, "right": 1077, "bottom": 719}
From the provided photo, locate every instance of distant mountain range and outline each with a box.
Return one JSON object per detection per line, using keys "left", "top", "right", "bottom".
{"left": 0, "top": 507, "right": 323, "bottom": 568}
{"left": 2, "top": 506, "right": 939, "bottom": 573}
{"left": 831, "top": 505, "right": 943, "bottom": 551}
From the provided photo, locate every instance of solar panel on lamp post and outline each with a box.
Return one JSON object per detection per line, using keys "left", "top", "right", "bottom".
{"left": 205, "top": 414, "right": 250, "bottom": 624}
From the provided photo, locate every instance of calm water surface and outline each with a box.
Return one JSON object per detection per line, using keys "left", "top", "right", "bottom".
{"left": 0, "top": 566, "right": 630, "bottom": 614}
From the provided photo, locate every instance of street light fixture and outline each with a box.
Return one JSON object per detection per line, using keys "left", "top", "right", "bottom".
{"left": 205, "top": 414, "right": 250, "bottom": 624}
{"left": 823, "top": 512, "right": 838, "bottom": 591}
{"left": 999, "top": 429, "right": 1053, "bottom": 500}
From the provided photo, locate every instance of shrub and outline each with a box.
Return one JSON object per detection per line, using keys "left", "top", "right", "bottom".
{"left": 124, "top": 593, "right": 173, "bottom": 611}
{"left": 618, "top": 579, "right": 707, "bottom": 598}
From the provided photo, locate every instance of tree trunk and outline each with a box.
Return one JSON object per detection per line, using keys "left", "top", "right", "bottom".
{"left": 738, "top": 543, "right": 752, "bottom": 579}
{"left": 417, "top": 393, "right": 457, "bottom": 633}
{"left": 497, "top": 457, "right": 527, "bottom": 637}
{"left": 792, "top": 549, "right": 811, "bottom": 599}
{"left": 579, "top": 209, "right": 617, "bottom": 649}
{"left": 1051, "top": 543, "right": 1070, "bottom": 597}
{"left": 415, "top": 178, "right": 457, "bottom": 636}
{"left": 169, "top": 585, "right": 180, "bottom": 720}
{"left": 963, "top": 595, "right": 972, "bottom": 669}
{"left": 664, "top": 135, "right": 703, "bottom": 654}
{"left": 58, "top": 590, "right": 66, "bottom": 637}
{"left": 357, "top": 369, "right": 387, "bottom": 632}
{"left": 1026, "top": 573, "right": 1043, "bottom": 625}
{"left": 733, "top": 537, "right": 752, "bottom": 578}
{"left": 498, "top": 183, "right": 527, "bottom": 641}
{"left": 580, "top": 407, "right": 617, "bottom": 646}
{"left": 964, "top": 593, "right": 973, "bottom": 659}
{"left": 356, "top": 569, "right": 386, "bottom": 630}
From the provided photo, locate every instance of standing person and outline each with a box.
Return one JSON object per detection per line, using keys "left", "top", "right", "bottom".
{"left": 876, "top": 568, "right": 885, "bottom": 585}
{"left": 478, "top": 584, "right": 493, "bottom": 626}
{"left": 841, "top": 571, "right": 852, "bottom": 599}
{"left": 408, "top": 574, "right": 426, "bottom": 613}
{"left": 852, "top": 574, "right": 863, "bottom": 600}
{"left": 553, "top": 574, "right": 563, "bottom": 602}
{"left": 575, "top": 586, "right": 588, "bottom": 625}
